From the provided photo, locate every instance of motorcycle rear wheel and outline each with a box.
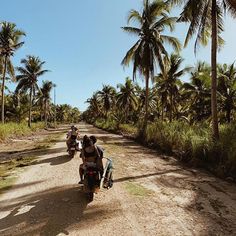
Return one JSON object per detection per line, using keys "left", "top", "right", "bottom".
{"left": 87, "top": 192, "right": 94, "bottom": 202}
{"left": 69, "top": 150, "right": 75, "bottom": 158}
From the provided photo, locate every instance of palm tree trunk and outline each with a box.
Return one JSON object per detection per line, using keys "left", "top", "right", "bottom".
{"left": 211, "top": 0, "right": 219, "bottom": 140}
{"left": 161, "top": 103, "right": 164, "bottom": 121}
{"left": 170, "top": 87, "right": 173, "bottom": 122}
{"left": 1, "top": 55, "right": 8, "bottom": 124}
{"left": 40, "top": 102, "right": 43, "bottom": 121}
{"left": 45, "top": 100, "right": 48, "bottom": 127}
{"left": 143, "top": 73, "right": 149, "bottom": 131}
{"left": 226, "top": 108, "right": 231, "bottom": 123}
{"left": 28, "top": 87, "right": 33, "bottom": 128}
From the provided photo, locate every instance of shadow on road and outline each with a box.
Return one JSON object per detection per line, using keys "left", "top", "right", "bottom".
{"left": 32, "top": 154, "right": 72, "bottom": 166}
{"left": 114, "top": 169, "right": 182, "bottom": 183}
{"left": 0, "top": 185, "right": 119, "bottom": 236}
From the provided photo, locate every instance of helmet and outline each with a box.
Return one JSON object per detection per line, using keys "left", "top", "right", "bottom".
{"left": 71, "top": 125, "right": 77, "bottom": 130}
{"left": 90, "top": 135, "right": 97, "bottom": 144}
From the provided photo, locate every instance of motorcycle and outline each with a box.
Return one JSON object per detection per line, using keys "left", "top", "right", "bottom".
{"left": 83, "top": 162, "right": 101, "bottom": 202}
{"left": 68, "top": 135, "right": 80, "bottom": 158}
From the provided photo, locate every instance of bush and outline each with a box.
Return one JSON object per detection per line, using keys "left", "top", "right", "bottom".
{"left": 142, "top": 120, "right": 236, "bottom": 179}
{"left": 119, "top": 124, "right": 138, "bottom": 136}
{"left": 0, "top": 122, "right": 45, "bottom": 141}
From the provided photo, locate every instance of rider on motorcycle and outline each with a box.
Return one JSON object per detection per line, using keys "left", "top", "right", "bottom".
{"left": 66, "top": 125, "right": 80, "bottom": 151}
{"left": 79, "top": 135, "right": 103, "bottom": 184}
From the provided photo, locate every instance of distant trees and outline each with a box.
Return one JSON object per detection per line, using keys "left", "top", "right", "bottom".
{"left": 84, "top": 60, "right": 236, "bottom": 126}
{"left": 0, "top": 21, "right": 80, "bottom": 126}
{"left": 16, "top": 56, "right": 49, "bottom": 127}
{"left": 0, "top": 22, "right": 25, "bottom": 123}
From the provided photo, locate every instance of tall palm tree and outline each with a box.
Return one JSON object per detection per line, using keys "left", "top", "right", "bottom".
{"left": 16, "top": 56, "right": 49, "bottom": 127}
{"left": 0, "top": 22, "right": 25, "bottom": 123}
{"left": 155, "top": 54, "right": 191, "bottom": 121}
{"left": 116, "top": 77, "right": 138, "bottom": 121}
{"left": 97, "top": 85, "right": 116, "bottom": 118}
{"left": 170, "top": 0, "right": 236, "bottom": 139}
{"left": 181, "top": 62, "right": 211, "bottom": 122}
{"left": 217, "top": 63, "right": 236, "bottom": 123}
{"left": 41, "top": 80, "right": 53, "bottom": 127}
{"left": 122, "top": 0, "right": 181, "bottom": 130}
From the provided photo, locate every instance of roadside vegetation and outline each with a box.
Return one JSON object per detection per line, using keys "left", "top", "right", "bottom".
{"left": 83, "top": 0, "right": 236, "bottom": 180}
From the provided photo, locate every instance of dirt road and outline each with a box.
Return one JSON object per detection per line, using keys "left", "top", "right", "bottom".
{"left": 0, "top": 123, "right": 236, "bottom": 236}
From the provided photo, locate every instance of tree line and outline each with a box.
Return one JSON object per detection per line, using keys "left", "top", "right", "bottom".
{"left": 0, "top": 22, "right": 80, "bottom": 127}
{"left": 88, "top": 0, "right": 236, "bottom": 141}
{"left": 84, "top": 59, "right": 236, "bottom": 126}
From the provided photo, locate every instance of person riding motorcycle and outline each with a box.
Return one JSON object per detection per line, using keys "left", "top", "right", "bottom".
{"left": 79, "top": 135, "right": 103, "bottom": 184}
{"left": 66, "top": 125, "right": 80, "bottom": 151}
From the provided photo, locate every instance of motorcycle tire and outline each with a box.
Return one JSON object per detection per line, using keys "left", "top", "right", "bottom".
{"left": 69, "top": 150, "right": 75, "bottom": 158}
{"left": 87, "top": 192, "right": 94, "bottom": 202}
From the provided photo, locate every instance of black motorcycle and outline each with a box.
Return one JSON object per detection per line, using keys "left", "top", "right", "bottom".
{"left": 68, "top": 135, "right": 79, "bottom": 158}
{"left": 83, "top": 163, "right": 100, "bottom": 202}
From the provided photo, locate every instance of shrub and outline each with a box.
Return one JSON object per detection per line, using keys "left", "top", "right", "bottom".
{"left": 0, "top": 122, "right": 45, "bottom": 141}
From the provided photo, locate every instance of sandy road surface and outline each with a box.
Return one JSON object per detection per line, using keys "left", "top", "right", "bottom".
{"left": 0, "top": 123, "right": 236, "bottom": 236}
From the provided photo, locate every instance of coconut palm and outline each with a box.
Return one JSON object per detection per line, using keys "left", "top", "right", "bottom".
{"left": 155, "top": 54, "right": 191, "bottom": 121}
{"left": 169, "top": 0, "right": 236, "bottom": 139}
{"left": 0, "top": 22, "right": 25, "bottom": 123}
{"left": 16, "top": 56, "right": 49, "bottom": 127}
{"left": 116, "top": 77, "right": 138, "bottom": 121}
{"left": 217, "top": 63, "right": 236, "bottom": 123}
{"left": 121, "top": 0, "right": 181, "bottom": 130}
{"left": 41, "top": 80, "right": 53, "bottom": 126}
{"left": 86, "top": 92, "right": 102, "bottom": 118}
{"left": 181, "top": 62, "right": 211, "bottom": 122}
{"left": 97, "top": 85, "right": 116, "bottom": 118}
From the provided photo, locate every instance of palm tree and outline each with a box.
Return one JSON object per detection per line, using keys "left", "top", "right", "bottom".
{"left": 181, "top": 62, "right": 211, "bottom": 123}
{"left": 97, "top": 85, "right": 116, "bottom": 118}
{"left": 136, "top": 85, "right": 157, "bottom": 120}
{"left": 116, "top": 77, "right": 138, "bottom": 121}
{"left": 86, "top": 92, "right": 102, "bottom": 118}
{"left": 155, "top": 54, "right": 191, "bottom": 121}
{"left": 122, "top": 0, "right": 181, "bottom": 130}
{"left": 0, "top": 22, "right": 25, "bottom": 123}
{"left": 16, "top": 56, "right": 49, "bottom": 127}
{"left": 170, "top": 0, "right": 236, "bottom": 139}
{"left": 218, "top": 63, "right": 236, "bottom": 123}
{"left": 41, "top": 80, "right": 53, "bottom": 127}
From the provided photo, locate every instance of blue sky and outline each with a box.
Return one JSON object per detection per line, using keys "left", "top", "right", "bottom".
{"left": 1, "top": 0, "right": 236, "bottom": 111}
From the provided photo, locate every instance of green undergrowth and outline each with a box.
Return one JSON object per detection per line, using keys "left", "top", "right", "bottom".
{"left": 143, "top": 121, "right": 236, "bottom": 179}
{"left": 0, "top": 122, "right": 45, "bottom": 141}
{"left": 125, "top": 182, "right": 153, "bottom": 197}
{"left": 90, "top": 117, "right": 236, "bottom": 180}
{"left": 94, "top": 118, "right": 138, "bottom": 137}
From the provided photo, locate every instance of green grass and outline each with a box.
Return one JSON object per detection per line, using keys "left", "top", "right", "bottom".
{"left": 119, "top": 124, "right": 138, "bottom": 136}
{"left": 125, "top": 182, "right": 153, "bottom": 197}
{"left": 0, "top": 122, "right": 45, "bottom": 141}
{"left": 143, "top": 121, "right": 236, "bottom": 179}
